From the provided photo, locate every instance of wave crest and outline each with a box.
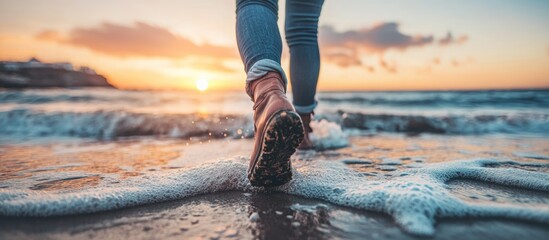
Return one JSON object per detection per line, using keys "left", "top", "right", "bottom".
{"left": 1, "top": 109, "right": 547, "bottom": 141}
{"left": 335, "top": 111, "right": 549, "bottom": 135}
{"left": 0, "top": 109, "right": 253, "bottom": 140}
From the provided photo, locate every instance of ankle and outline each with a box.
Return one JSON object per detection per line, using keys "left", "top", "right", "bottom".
{"left": 245, "top": 72, "right": 286, "bottom": 101}
{"left": 299, "top": 112, "right": 313, "bottom": 132}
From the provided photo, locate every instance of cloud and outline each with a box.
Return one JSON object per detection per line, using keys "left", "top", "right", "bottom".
{"left": 35, "top": 30, "right": 63, "bottom": 42}
{"left": 379, "top": 58, "right": 398, "bottom": 73}
{"left": 319, "top": 22, "right": 435, "bottom": 72}
{"left": 320, "top": 23, "right": 434, "bottom": 53}
{"left": 439, "top": 32, "right": 468, "bottom": 46}
{"left": 323, "top": 52, "right": 362, "bottom": 67}
{"left": 318, "top": 23, "right": 470, "bottom": 72}
{"left": 36, "top": 22, "right": 236, "bottom": 59}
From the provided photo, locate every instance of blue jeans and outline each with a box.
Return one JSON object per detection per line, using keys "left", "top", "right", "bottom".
{"left": 236, "top": 0, "right": 324, "bottom": 114}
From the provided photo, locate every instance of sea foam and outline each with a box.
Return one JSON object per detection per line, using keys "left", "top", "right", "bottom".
{"left": 309, "top": 119, "right": 349, "bottom": 150}
{"left": 1, "top": 158, "right": 548, "bottom": 236}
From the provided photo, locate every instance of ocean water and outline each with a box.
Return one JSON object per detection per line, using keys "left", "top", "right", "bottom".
{"left": 1, "top": 88, "right": 548, "bottom": 237}
{"left": 0, "top": 88, "right": 547, "bottom": 141}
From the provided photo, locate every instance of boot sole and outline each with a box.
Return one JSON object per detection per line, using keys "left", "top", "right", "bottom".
{"left": 248, "top": 110, "right": 304, "bottom": 187}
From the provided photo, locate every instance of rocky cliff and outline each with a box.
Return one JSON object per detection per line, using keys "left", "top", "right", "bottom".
{"left": 0, "top": 67, "right": 114, "bottom": 89}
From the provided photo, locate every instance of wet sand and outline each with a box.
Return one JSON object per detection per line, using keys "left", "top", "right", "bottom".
{"left": 2, "top": 191, "right": 549, "bottom": 240}
{"left": 1, "top": 134, "right": 549, "bottom": 239}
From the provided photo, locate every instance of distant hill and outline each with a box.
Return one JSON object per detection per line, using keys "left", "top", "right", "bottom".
{"left": 0, "top": 58, "right": 114, "bottom": 89}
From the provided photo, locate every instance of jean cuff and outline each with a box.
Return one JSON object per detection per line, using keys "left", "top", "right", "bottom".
{"left": 246, "top": 59, "right": 288, "bottom": 91}
{"left": 293, "top": 100, "right": 317, "bottom": 114}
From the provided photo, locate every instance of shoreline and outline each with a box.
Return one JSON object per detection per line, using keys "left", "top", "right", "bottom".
{"left": 2, "top": 191, "right": 548, "bottom": 240}
{"left": 1, "top": 135, "right": 548, "bottom": 239}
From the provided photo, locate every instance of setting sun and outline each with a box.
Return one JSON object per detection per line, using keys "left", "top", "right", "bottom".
{"left": 196, "top": 79, "right": 208, "bottom": 91}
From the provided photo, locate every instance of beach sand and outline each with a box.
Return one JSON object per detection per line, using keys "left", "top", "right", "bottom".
{"left": 1, "top": 134, "right": 548, "bottom": 239}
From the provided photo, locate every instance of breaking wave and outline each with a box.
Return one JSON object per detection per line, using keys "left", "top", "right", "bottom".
{"left": 334, "top": 111, "right": 549, "bottom": 135}
{"left": 0, "top": 109, "right": 547, "bottom": 141}
{"left": 319, "top": 90, "right": 549, "bottom": 108}
{"left": 0, "top": 109, "right": 253, "bottom": 140}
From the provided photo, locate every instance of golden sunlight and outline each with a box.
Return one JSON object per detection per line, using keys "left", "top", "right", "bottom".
{"left": 195, "top": 79, "right": 209, "bottom": 91}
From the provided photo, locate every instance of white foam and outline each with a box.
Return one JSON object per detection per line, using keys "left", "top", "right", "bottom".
{"left": 309, "top": 119, "right": 349, "bottom": 150}
{"left": 1, "top": 158, "right": 548, "bottom": 236}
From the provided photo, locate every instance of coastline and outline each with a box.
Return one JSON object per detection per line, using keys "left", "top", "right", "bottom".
{"left": 1, "top": 134, "right": 548, "bottom": 239}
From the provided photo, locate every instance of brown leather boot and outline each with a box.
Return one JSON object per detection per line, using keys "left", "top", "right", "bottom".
{"left": 246, "top": 72, "right": 304, "bottom": 187}
{"left": 297, "top": 112, "right": 314, "bottom": 150}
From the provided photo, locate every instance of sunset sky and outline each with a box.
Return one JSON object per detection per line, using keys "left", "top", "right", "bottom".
{"left": 1, "top": 0, "right": 548, "bottom": 91}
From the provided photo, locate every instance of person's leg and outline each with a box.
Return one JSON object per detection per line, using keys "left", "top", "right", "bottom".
{"left": 285, "top": 0, "right": 324, "bottom": 114}
{"left": 236, "top": 0, "right": 304, "bottom": 187}
{"left": 285, "top": 0, "right": 324, "bottom": 149}
{"left": 236, "top": 0, "right": 287, "bottom": 87}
